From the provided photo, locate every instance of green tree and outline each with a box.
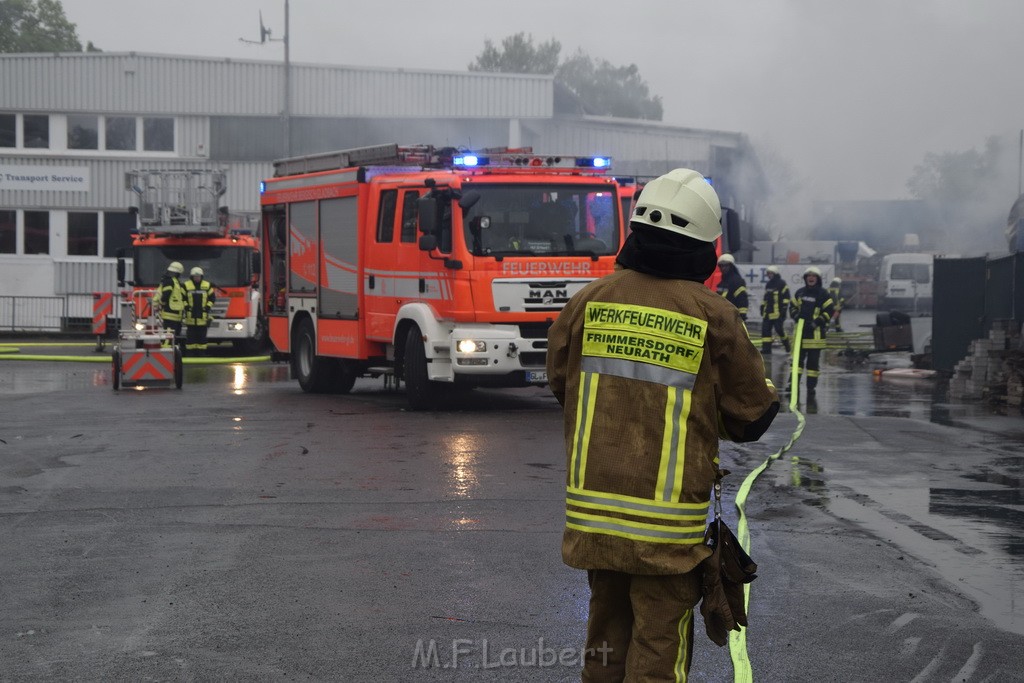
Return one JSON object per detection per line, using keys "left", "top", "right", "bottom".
{"left": 557, "top": 50, "right": 662, "bottom": 120}
{"left": 469, "top": 33, "right": 662, "bottom": 121}
{"left": 0, "top": 0, "right": 85, "bottom": 53}
{"left": 468, "top": 32, "right": 560, "bottom": 75}
{"left": 907, "top": 135, "right": 1016, "bottom": 253}
{"left": 906, "top": 136, "right": 1002, "bottom": 202}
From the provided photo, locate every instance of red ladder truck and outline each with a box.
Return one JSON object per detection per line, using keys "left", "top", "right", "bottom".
{"left": 259, "top": 143, "right": 623, "bottom": 409}
{"left": 120, "top": 169, "right": 266, "bottom": 353}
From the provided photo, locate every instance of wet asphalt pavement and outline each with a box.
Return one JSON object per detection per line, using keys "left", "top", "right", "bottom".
{"left": 1, "top": 318, "right": 1023, "bottom": 682}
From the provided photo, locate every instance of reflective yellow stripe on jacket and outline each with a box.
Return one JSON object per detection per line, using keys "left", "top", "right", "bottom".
{"left": 566, "top": 301, "right": 709, "bottom": 545}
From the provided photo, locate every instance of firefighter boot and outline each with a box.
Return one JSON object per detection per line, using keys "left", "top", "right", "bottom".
{"left": 806, "top": 375, "right": 818, "bottom": 399}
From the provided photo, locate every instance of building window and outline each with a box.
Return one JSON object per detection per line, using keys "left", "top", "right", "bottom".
{"left": 105, "top": 116, "right": 136, "bottom": 151}
{"left": 143, "top": 117, "right": 174, "bottom": 151}
{"left": 23, "top": 115, "right": 49, "bottom": 148}
{"left": 67, "top": 212, "right": 99, "bottom": 255}
{"left": 24, "top": 211, "right": 49, "bottom": 255}
{"left": 0, "top": 114, "right": 14, "bottom": 148}
{"left": 0, "top": 210, "right": 15, "bottom": 253}
{"left": 67, "top": 115, "right": 99, "bottom": 150}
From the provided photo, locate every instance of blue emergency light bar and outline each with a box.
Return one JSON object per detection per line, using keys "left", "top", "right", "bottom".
{"left": 451, "top": 152, "right": 612, "bottom": 171}
{"left": 259, "top": 180, "right": 266, "bottom": 194}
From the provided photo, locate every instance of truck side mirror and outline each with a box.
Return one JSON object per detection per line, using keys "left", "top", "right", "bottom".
{"left": 721, "top": 207, "right": 741, "bottom": 256}
{"left": 115, "top": 248, "right": 127, "bottom": 286}
{"left": 418, "top": 234, "right": 438, "bottom": 252}
{"left": 417, "top": 196, "right": 437, "bottom": 234}
{"left": 251, "top": 251, "right": 261, "bottom": 276}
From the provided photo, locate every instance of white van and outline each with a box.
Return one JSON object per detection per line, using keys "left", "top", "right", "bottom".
{"left": 878, "top": 253, "right": 933, "bottom": 312}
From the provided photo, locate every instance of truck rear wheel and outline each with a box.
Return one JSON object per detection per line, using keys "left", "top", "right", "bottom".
{"left": 403, "top": 325, "right": 436, "bottom": 410}
{"left": 294, "top": 318, "right": 331, "bottom": 393}
{"left": 331, "top": 360, "right": 357, "bottom": 394}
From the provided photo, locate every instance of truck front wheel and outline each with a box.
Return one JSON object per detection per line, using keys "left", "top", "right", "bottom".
{"left": 403, "top": 325, "right": 436, "bottom": 410}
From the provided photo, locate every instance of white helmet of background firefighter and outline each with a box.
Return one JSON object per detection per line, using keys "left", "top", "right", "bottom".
{"left": 167, "top": 261, "right": 184, "bottom": 275}
{"left": 629, "top": 168, "right": 722, "bottom": 242}
{"left": 766, "top": 264, "right": 781, "bottom": 276}
{"left": 190, "top": 266, "right": 204, "bottom": 278}
{"left": 717, "top": 253, "right": 735, "bottom": 267}
{"left": 803, "top": 266, "right": 822, "bottom": 284}
{"left": 830, "top": 276, "right": 842, "bottom": 286}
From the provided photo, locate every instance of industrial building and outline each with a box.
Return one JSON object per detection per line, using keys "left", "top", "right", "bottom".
{"left": 0, "top": 51, "right": 761, "bottom": 329}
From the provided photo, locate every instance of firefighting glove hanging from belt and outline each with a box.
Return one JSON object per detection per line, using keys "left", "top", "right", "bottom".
{"left": 699, "top": 470, "right": 759, "bottom": 647}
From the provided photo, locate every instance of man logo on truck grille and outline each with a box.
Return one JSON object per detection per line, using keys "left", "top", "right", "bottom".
{"left": 527, "top": 288, "right": 568, "bottom": 307}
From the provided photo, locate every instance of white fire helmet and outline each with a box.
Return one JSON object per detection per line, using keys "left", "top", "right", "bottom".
{"left": 168, "top": 261, "right": 184, "bottom": 274}
{"left": 718, "top": 253, "right": 735, "bottom": 266}
{"left": 803, "top": 266, "right": 823, "bottom": 279}
{"left": 830, "top": 277, "right": 842, "bottom": 285}
{"left": 629, "top": 168, "right": 722, "bottom": 242}
{"left": 190, "top": 266, "right": 204, "bottom": 277}
{"left": 766, "top": 265, "right": 781, "bottom": 275}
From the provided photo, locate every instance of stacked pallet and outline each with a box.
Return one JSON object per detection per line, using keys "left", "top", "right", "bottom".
{"left": 947, "top": 322, "right": 1023, "bottom": 412}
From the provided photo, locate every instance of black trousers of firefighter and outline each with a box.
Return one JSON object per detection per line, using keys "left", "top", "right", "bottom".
{"left": 760, "top": 317, "right": 790, "bottom": 353}
{"left": 185, "top": 323, "right": 209, "bottom": 354}
{"left": 797, "top": 347, "right": 821, "bottom": 396}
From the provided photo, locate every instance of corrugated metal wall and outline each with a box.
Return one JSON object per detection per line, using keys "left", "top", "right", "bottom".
{"left": 933, "top": 254, "right": 1024, "bottom": 372}
{"left": 1, "top": 53, "right": 553, "bottom": 119}
{"left": 54, "top": 259, "right": 119, "bottom": 294}
{"left": 933, "top": 257, "right": 986, "bottom": 372}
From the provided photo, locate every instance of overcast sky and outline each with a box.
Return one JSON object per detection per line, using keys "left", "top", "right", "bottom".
{"left": 58, "top": 0, "right": 1024, "bottom": 204}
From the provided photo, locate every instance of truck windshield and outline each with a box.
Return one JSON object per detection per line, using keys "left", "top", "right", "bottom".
{"left": 461, "top": 184, "right": 620, "bottom": 257}
{"left": 134, "top": 245, "right": 251, "bottom": 287}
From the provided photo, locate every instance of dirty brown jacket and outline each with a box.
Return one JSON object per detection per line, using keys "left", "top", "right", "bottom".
{"left": 547, "top": 268, "right": 778, "bottom": 575}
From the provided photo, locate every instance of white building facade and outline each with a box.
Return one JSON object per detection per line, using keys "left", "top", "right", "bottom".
{"left": 1, "top": 52, "right": 759, "bottom": 328}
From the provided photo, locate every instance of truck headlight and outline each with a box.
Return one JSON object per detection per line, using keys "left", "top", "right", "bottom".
{"left": 457, "top": 339, "right": 487, "bottom": 354}
{"left": 228, "top": 322, "right": 244, "bottom": 331}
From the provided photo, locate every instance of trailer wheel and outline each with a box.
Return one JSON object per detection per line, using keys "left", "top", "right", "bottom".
{"left": 404, "top": 325, "right": 436, "bottom": 410}
{"left": 112, "top": 349, "right": 121, "bottom": 391}
{"left": 294, "top": 318, "right": 331, "bottom": 393}
{"left": 174, "top": 347, "right": 184, "bottom": 389}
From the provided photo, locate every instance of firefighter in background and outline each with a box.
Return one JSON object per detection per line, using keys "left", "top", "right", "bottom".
{"left": 790, "top": 266, "right": 835, "bottom": 399}
{"left": 716, "top": 253, "right": 748, "bottom": 320}
{"left": 828, "top": 277, "right": 845, "bottom": 332}
{"left": 156, "top": 261, "right": 186, "bottom": 339}
{"left": 547, "top": 168, "right": 779, "bottom": 681}
{"left": 183, "top": 266, "right": 215, "bottom": 354}
{"left": 760, "top": 264, "right": 791, "bottom": 354}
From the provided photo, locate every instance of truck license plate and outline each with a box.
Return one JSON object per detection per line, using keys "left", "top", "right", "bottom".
{"left": 526, "top": 370, "right": 547, "bottom": 384}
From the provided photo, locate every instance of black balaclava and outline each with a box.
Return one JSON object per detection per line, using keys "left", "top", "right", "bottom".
{"left": 615, "top": 224, "right": 718, "bottom": 283}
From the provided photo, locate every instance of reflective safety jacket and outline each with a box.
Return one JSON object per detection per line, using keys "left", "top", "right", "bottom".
{"left": 828, "top": 285, "right": 845, "bottom": 314}
{"left": 716, "top": 268, "right": 748, "bottom": 320}
{"left": 790, "top": 285, "right": 835, "bottom": 339}
{"left": 183, "top": 279, "right": 215, "bottom": 326}
{"left": 760, "top": 275, "right": 790, "bottom": 321}
{"left": 547, "top": 268, "right": 780, "bottom": 575}
{"left": 157, "top": 274, "right": 185, "bottom": 322}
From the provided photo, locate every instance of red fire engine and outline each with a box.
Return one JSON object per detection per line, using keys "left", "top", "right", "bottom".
{"left": 259, "top": 144, "right": 623, "bottom": 408}
{"left": 121, "top": 170, "right": 266, "bottom": 353}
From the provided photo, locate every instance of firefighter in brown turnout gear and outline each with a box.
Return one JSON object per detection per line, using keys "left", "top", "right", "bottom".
{"left": 789, "top": 266, "right": 835, "bottom": 399}
{"left": 547, "top": 169, "right": 779, "bottom": 682}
